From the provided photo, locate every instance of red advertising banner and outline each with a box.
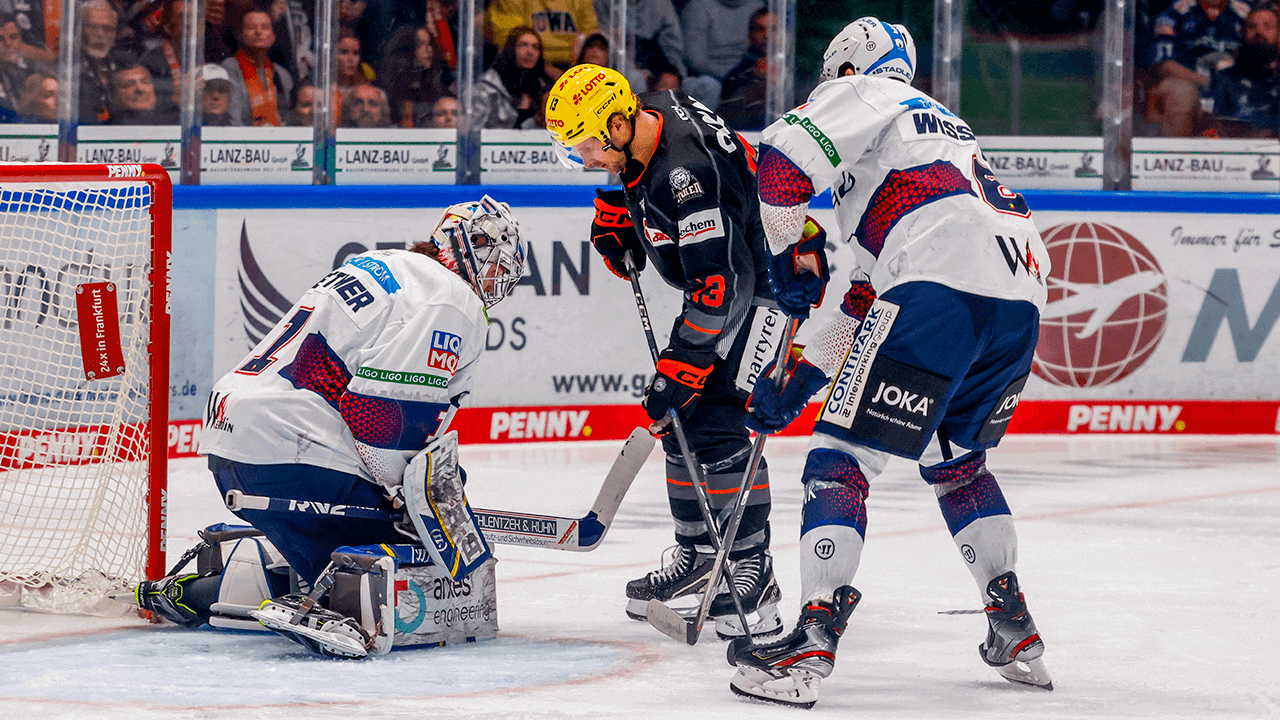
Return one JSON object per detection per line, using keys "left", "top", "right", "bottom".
{"left": 75, "top": 282, "right": 126, "bottom": 381}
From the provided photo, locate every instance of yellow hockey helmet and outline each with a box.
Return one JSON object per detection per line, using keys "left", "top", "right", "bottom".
{"left": 544, "top": 64, "right": 637, "bottom": 149}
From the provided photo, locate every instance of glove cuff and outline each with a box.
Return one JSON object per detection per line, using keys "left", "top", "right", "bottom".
{"left": 656, "top": 349, "right": 715, "bottom": 390}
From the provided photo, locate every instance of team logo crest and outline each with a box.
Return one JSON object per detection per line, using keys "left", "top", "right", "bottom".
{"left": 669, "top": 166, "right": 704, "bottom": 203}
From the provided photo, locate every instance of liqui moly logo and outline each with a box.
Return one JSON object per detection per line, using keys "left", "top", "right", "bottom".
{"left": 429, "top": 330, "right": 461, "bottom": 375}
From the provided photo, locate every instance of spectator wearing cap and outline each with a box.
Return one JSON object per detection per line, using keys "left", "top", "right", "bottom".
{"left": 1149, "top": 0, "right": 1251, "bottom": 136}
{"left": 200, "top": 63, "right": 237, "bottom": 126}
{"left": 221, "top": 8, "right": 293, "bottom": 126}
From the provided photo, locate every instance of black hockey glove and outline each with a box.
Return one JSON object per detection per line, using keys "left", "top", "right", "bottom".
{"left": 592, "top": 188, "right": 647, "bottom": 279}
{"left": 746, "top": 349, "right": 829, "bottom": 434}
{"left": 642, "top": 347, "right": 716, "bottom": 425}
{"left": 768, "top": 217, "right": 830, "bottom": 319}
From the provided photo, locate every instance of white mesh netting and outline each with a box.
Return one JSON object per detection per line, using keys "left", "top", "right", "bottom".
{"left": 0, "top": 180, "right": 156, "bottom": 615}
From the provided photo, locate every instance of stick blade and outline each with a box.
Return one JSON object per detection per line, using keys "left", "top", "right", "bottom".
{"left": 589, "top": 428, "right": 654, "bottom": 527}
{"left": 646, "top": 599, "right": 700, "bottom": 645}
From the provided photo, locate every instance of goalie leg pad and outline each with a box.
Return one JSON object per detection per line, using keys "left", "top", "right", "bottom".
{"left": 403, "top": 431, "right": 492, "bottom": 580}
{"left": 206, "top": 528, "right": 295, "bottom": 630}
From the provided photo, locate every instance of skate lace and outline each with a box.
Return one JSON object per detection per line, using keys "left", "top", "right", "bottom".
{"left": 730, "top": 554, "right": 764, "bottom": 594}
{"left": 648, "top": 545, "right": 695, "bottom": 583}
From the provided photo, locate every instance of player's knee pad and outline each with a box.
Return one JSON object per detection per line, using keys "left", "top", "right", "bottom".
{"left": 921, "top": 452, "right": 1012, "bottom": 536}
{"left": 800, "top": 448, "right": 870, "bottom": 537}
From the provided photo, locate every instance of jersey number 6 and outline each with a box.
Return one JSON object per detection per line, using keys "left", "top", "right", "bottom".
{"left": 972, "top": 155, "right": 1031, "bottom": 218}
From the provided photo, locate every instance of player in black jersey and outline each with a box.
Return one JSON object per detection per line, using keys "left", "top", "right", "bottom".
{"left": 546, "top": 64, "right": 783, "bottom": 640}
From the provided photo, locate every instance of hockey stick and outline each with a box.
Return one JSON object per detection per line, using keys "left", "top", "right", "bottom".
{"left": 622, "top": 253, "right": 757, "bottom": 644}
{"left": 224, "top": 427, "right": 653, "bottom": 553}
{"left": 646, "top": 314, "right": 800, "bottom": 645}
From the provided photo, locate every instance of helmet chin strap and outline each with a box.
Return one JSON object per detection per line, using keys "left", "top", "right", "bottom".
{"left": 610, "top": 113, "right": 648, "bottom": 182}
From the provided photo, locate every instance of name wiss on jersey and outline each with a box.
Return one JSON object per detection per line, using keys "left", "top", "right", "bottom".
{"left": 764, "top": 77, "right": 1047, "bottom": 307}
{"left": 622, "top": 91, "right": 770, "bottom": 354}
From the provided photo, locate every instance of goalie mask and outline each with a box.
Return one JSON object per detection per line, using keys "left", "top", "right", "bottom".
{"left": 821, "top": 17, "right": 916, "bottom": 84}
{"left": 431, "top": 195, "right": 526, "bottom": 307}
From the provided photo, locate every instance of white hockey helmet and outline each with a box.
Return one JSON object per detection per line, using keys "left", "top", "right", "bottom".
{"left": 431, "top": 195, "right": 526, "bottom": 307}
{"left": 821, "top": 17, "right": 916, "bottom": 84}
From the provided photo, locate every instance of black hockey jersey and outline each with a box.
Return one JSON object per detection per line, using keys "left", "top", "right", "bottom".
{"left": 620, "top": 90, "right": 771, "bottom": 361}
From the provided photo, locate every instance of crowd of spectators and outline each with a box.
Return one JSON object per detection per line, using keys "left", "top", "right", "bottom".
{"left": 1141, "top": 0, "right": 1280, "bottom": 137}
{"left": 0, "top": 0, "right": 785, "bottom": 129}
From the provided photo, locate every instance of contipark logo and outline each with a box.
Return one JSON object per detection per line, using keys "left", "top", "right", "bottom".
{"left": 783, "top": 113, "right": 842, "bottom": 167}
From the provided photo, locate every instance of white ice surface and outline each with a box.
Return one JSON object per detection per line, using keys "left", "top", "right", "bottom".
{"left": 2, "top": 435, "right": 1278, "bottom": 719}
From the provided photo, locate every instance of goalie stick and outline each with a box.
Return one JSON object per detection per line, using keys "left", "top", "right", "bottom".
{"left": 224, "top": 427, "right": 654, "bottom": 552}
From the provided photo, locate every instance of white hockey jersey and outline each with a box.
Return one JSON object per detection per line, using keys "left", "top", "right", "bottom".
{"left": 761, "top": 75, "right": 1049, "bottom": 310}
{"left": 201, "top": 249, "right": 487, "bottom": 486}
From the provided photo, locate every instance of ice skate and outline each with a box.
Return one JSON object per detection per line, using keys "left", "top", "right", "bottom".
{"left": 710, "top": 549, "right": 784, "bottom": 640}
{"left": 130, "top": 574, "right": 211, "bottom": 627}
{"left": 729, "top": 586, "right": 860, "bottom": 708}
{"left": 625, "top": 544, "right": 714, "bottom": 620}
{"left": 979, "top": 571, "right": 1053, "bottom": 690}
{"left": 251, "top": 594, "right": 371, "bottom": 659}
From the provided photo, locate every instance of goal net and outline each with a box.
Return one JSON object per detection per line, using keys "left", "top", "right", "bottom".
{"left": 0, "top": 164, "right": 170, "bottom": 615}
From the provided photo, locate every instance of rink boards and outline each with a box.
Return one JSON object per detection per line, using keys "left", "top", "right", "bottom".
{"left": 141, "top": 186, "right": 1279, "bottom": 452}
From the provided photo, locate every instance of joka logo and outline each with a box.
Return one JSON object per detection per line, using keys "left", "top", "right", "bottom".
{"left": 429, "top": 330, "right": 461, "bottom": 375}
{"left": 868, "top": 381, "right": 932, "bottom": 415}
{"left": 1033, "top": 222, "right": 1168, "bottom": 388}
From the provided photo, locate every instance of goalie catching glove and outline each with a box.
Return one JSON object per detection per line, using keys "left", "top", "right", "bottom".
{"left": 592, "top": 188, "right": 647, "bottom": 279}
{"left": 768, "top": 217, "right": 830, "bottom": 318}
{"left": 746, "top": 347, "right": 829, "bottom": 434}
{"left": 643, "top": 347, "right": 715, "bottom": 426}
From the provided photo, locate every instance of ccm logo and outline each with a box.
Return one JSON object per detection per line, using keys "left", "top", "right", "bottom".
{"left": 108, "top": 164, "right": 144, "bottom": 178}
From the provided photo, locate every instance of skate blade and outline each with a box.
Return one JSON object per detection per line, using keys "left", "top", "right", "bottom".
{"left": 994, "top": 657, "right": 1054, "bottom": 690}
{"left": 715, "top": 601, "right": 783, "bottom": 641}
{"left": 250, "top": 605, "right": 368, "bottom": 659}
{"left": 729, "top": 667, "right": 819, "bottom": 708}
{"left": 106, "top": 588, "right": 138, "bottom": 606}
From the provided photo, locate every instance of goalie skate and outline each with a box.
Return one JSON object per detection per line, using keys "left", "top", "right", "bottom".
{"left": 251, "top": 594, "right": 371, "bottom": 659}
{"left": 979, "top": 571, "right": 1053, "bottom": 690}
{"left": 729, "top": 586, "right": 860, "bottom": 708}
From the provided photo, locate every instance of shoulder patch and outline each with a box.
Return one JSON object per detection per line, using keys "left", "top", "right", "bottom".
{"left": 669, "top": 166, "right": 704, "bottom": 203}
{"left": 782, "top": 113, "right": 842, "bottom": 168}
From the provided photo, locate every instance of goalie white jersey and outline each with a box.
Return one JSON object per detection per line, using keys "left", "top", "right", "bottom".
{"left": 201, "top": 249, "right": 487, "bottom": 485}
{"left": 761, "top": 75, "right": 1049, "bottom": 310}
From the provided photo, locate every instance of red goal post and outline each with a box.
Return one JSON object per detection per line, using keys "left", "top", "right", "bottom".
{"left": 0, "top": 163, "right": 170, "bottom": 615}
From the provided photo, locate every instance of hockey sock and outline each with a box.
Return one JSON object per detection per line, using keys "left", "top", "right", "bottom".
{"left": 922, "top": 451, "right": 1017, "bottom": 599}
{"left": 666, "top": 451, "right": 772, "bottom": 558}
{"left": 799, "top": 449, "right": 869, "bottom": 602}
